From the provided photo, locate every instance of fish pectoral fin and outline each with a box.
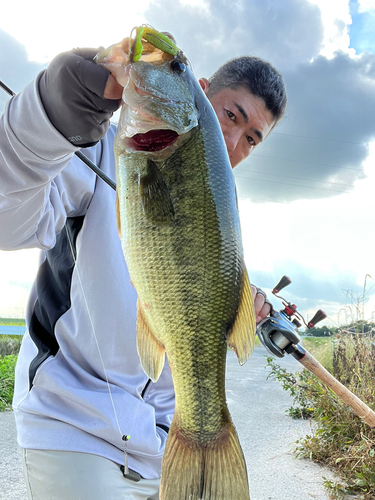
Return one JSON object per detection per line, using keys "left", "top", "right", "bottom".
{"left": 136, "top": 303, "right": 165, "bottom": 382}
{"left": 227, "top": 267, "right": 256, "bottom": 365}
{"left": 139, "top": 159, "right": 175, "bottom": 225}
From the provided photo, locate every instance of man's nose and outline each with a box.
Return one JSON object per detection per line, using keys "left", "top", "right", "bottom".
{"left": 223, "top": 130, "right": 241, "bottom": 152}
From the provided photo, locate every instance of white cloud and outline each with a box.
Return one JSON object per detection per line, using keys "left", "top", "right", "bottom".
{"left": 239, "top": 141, "right": 375, "bottom": 325}
{"left": 0, "top": 0, "right": 152, "bottom": 64}
{"left": 358, "top": 0, "right": 375, "bottom": 11}
{"left": 179, "top": 0, "right": 210, "bottom": 12}
{"left": 308, "top": 0, "right": 355, "bottom": 57}
{"left": 0, "top": 249, "right": 39, "bottom": 317}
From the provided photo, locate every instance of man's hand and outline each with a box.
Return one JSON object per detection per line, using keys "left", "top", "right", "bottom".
{"left": 39, "top": 48, "right": 123, "bottom": 148}
{"left": 251, "top": 285, "right": 272, "bottom": 324}
{"left": 103, "top": 75, "right": 123, "bottom": 100}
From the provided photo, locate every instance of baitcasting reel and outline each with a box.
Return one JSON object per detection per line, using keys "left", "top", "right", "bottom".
{"left": 257, "top": 276, "right": 327, "bottom": 358}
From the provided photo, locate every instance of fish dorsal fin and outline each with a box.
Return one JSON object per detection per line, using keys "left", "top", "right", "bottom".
{"left": 139, "top": 159, "right": 175, "bottom": 224}
{"left": 227, "top": 268, "right": 256, "bottom": 365}
{"left": 136, "top": 302, "right": 166, "bottom": 382}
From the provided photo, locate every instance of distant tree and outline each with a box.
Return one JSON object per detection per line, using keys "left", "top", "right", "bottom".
{"left": 303, "top": 326, "right": 337, "bottom": 337}
{"left": 338, "top": 320, "right": 374, "bottom": 336}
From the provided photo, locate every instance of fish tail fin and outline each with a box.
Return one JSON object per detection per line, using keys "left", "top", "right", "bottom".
{"left": 160, "top": 416, "right": 250, "bottom": 500}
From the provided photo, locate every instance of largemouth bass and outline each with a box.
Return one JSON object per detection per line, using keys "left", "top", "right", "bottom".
{"left": 97, "top": 29, "right": 256, "bottom": 500}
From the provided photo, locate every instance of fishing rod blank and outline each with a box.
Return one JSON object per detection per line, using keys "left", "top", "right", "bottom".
{"left": 0, "top": 80, "right": 116, "bottom": 191}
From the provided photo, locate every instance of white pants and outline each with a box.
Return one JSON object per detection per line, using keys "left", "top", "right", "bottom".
{"left": 21, "top": 449, "right": 160, "bottom": 500}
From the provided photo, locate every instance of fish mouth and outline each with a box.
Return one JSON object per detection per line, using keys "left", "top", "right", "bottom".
{"left": 129, "top": 129, "right": 179, "bottom": 152}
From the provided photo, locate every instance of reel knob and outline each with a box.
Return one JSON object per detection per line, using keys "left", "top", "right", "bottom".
{"left": 272, "top": 276, "right": 292, "bottom": 294}
{"left": 307, "top": 309, "right": 327, "bottom": 328}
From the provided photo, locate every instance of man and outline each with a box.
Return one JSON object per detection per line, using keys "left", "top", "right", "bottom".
{"left": 0, "top": 41, "right": 286, "bottom": 499}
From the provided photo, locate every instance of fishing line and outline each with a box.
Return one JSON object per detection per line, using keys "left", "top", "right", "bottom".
{"left": 65, "top": 223, "right": 143, "bottom": 478}
{"left": 65, "top": 225, "right": 124, "bottom": 440}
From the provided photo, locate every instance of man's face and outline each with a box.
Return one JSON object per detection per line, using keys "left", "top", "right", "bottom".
{"left": 200, "top": 82, "right": 276, "bottom": 168}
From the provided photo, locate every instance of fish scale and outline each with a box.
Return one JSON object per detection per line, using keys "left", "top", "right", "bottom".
{"left": 117, "top": 126, "right": 251, "bottom": 495}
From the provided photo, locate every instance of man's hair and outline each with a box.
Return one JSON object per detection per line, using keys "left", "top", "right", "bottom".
{"left": 207, "top": 56, "right": 287, "bottom": 123}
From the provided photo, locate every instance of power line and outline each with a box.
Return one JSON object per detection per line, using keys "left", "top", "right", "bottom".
{"left": 250, "top": 152, "right": 366, "bottom": 173}
{"left": 234, "top": 174, "right": 350, "bottom": 194}
{"left": 238, "top": 195, "right": 289, "bottom": 204}
{"left": 235, "top": 168, "right": 356, "bottom": 188}
{"left": 272, "top": 131, "right": 369, "bottom": 146}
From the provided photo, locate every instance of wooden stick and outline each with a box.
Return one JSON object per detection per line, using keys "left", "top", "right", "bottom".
{"left": 295, "top": 347, "right": 375, "bottom": 428}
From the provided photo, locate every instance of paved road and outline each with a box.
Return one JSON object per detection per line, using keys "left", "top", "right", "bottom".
{"left": 227, "top": 347, "right": 339, "bottom": 499}
{"left": 1, "top": 346, "right": 339, "bottom": 499}
{"left": 0, "top": 411, "right": 25, "bottom": 500}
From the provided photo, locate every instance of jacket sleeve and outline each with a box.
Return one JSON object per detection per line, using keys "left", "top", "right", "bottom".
{"left": 143, "top": 357, "right": 175, "bottom": 432}
{"left": 0, "top": 72, "right": 98, "bottom": 251}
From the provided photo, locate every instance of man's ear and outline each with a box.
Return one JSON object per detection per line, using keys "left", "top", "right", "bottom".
{"left": 199, "top": 78, "right": 209, "bottom": 94}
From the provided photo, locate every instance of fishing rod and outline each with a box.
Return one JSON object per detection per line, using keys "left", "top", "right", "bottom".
{"left": 257, "top": 276, "right": 375, "bottom": 428}
{"left": 0, "top": 81, "right": 116, "bottom": 191}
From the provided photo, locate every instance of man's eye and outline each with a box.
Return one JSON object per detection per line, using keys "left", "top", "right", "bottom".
{"left": 227, "top": 110, "right": 235, "bottom": 121}
{"left": 246, "top": 135, "right": 255, "bottom": 146}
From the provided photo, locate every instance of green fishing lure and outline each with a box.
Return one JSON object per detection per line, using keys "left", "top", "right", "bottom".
{"left": 131, "top": 25, "right": 179, "bottom": 62}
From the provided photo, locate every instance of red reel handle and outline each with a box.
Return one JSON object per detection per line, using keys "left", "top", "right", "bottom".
{"left": 307, "top": 309, "right": 327, "bottom": 328}
{"left": 273, "top": 276, "right": 292, "bottom": 294}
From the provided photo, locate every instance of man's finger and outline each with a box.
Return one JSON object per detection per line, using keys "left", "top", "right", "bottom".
{"left": 103, "top": 74, "right": 123, "bottom": 100}
{"left": 257, "top": 301, "right": 272, "bottom": 323}
{"left": 254, "top": 291, "right": 265, "bottom": 312}
{"left": 251, "top": 285, "right": 272, "bottom": 323}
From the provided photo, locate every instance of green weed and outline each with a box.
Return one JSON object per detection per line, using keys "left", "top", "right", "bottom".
{"left": 266, "top": 332, "right": 375, "bottom": 499}
{"left": 0, "top": 355, "right": 17, "bottom": 411}
{"left": 303, "top": 336, "right": 334, "bottom": 372}
{"left": 266, "top": 356, "right": 318, "bottom": 419}
{"left": 0, "top": 317, "right": 25, "bottom": 326}
{"left": 0, "top": 336, "right": 22, "bottom": 358}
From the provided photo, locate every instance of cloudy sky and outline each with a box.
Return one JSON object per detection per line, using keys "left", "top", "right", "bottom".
{"left": 0, "top": 0, "right": 374, "bottom": 327}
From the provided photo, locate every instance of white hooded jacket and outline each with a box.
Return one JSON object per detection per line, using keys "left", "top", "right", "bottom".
{"left": 0, "top": 74, "right": 175, "bottom": 479}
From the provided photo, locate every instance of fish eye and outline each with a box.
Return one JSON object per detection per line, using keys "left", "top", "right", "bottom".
{"left": 170, "top": 60, "right": 186, "bottom": 74}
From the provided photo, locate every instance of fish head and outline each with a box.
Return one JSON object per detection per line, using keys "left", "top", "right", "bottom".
{"left": 116, "top": 56, "right": 200, "bottom": 156}
{"left": 96, "top": 31, "right": 209, "bottom": 157}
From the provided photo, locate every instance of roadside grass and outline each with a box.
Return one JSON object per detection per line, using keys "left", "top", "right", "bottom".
{"left": 0, "top": 317, "right": 25, "bottom": 326}
{"left": 0, "top": 354, "right": 17, "bottom": 411}
{"left": 302, "top": 336, "right": 334, "bottom": 372}
{"left": 0, "top": 335, "right": 22, "bottom": 358}
{"left": 0, "top": 335, "right": 22, "bottom": 411}
{"left": 267, "top": 332, "right": 375, "bottom": 499}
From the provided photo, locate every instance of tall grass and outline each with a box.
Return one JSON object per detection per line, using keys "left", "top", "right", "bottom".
{"left": 0, "top": 335, "right": 21, "bottom": 411}
{"left": 267, "top": 277, "right": 375, "bottom": 498}
{"left": 303, "top": 336, "right": 334, "bottom": 372}
{"left": 0, "top": 336, "right": 22, "bottom": 358}
{"left": 298, "top": 333, "right": 375, "bottom": 499}
{"left": 267, "top": 332, "right": 375, "bottom": 498}
{"left": 0, "top": 354, "right": 17, "bottom": 411}
{"left": 0, "top": 317, "right": 25, "bottom": 326}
